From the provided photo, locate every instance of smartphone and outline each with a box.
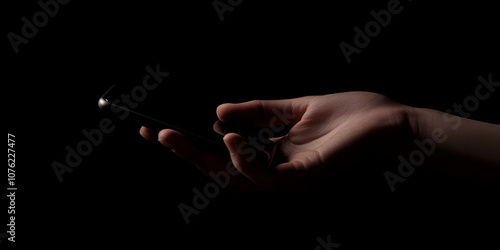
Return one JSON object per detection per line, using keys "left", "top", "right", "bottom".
{"left": 97, "top": 84, "right": 283, "bottom": 164}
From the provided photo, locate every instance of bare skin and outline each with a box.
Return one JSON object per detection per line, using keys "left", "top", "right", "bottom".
{"left": 140, "top": 92, "right": 500, "bottom": 191}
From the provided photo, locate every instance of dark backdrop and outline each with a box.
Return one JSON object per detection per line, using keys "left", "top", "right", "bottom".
{"left": 4, "top": 0, "right": 499, "bottom": 249}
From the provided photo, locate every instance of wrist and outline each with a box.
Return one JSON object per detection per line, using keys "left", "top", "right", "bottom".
{"left": 364, "top": 104, "right": 420, "bottom": 157}
{"left": 404, "top": 106, "right": 449, "bottom": 142}
{"left": 404, "top": 106, "right": 427, "bottom": 141}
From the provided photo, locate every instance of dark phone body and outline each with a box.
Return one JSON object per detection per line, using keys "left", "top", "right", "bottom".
{"left": 97, "top": 84, "right": 283, "bottom": 163}
{"left": 98, "top": 84, "right": 231, "bottom": 155}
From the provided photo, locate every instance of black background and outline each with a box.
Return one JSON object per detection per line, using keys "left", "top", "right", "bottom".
{"left": 3, "top": 0, "right": 499, "bottom": 249}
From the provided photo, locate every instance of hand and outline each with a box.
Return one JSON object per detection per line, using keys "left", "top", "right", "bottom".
{"left": 140, "top": 92, "right": 412, "bottom": 191}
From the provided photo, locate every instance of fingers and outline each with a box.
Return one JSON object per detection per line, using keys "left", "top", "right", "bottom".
{"left": 212, "top": 120, "right": 228, "bottom": 136}
{"left": 223, "top": 133, "right": 316, "bottom": 190}
{"left": 223, "top": 133, "right": 280, "bottom": 187}
{"left": 157, "top": 129, "right": 227, "bottom": 176}
{"left": 139, "top": 126, "right": 158, "bottom": 143}
{"left": 141, "top": 126, "right": 259, "bottom": 191}
{"left": 216, "top": 97, "right": 313, "bottom": 127}
{"left": 158, "top": 129, "right": 186, "bottom": 151}
{"left": 141, "top": 127, "right": 315, "bottom": 190}
{"left": 140, "top": 126, "right": 214, "bottom": 161}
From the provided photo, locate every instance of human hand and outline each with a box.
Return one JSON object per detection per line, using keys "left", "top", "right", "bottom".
{"left": 140, "top": 92, "right": 412, "bottom": 191}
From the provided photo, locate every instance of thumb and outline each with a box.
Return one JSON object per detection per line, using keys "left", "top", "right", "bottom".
{"left": 216, "top": 96, "right": 313, "bottom": 127}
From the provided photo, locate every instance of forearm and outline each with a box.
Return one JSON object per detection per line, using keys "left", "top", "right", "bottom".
{"left": 406, "top": 107, "right": 500, "bottom": 182}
